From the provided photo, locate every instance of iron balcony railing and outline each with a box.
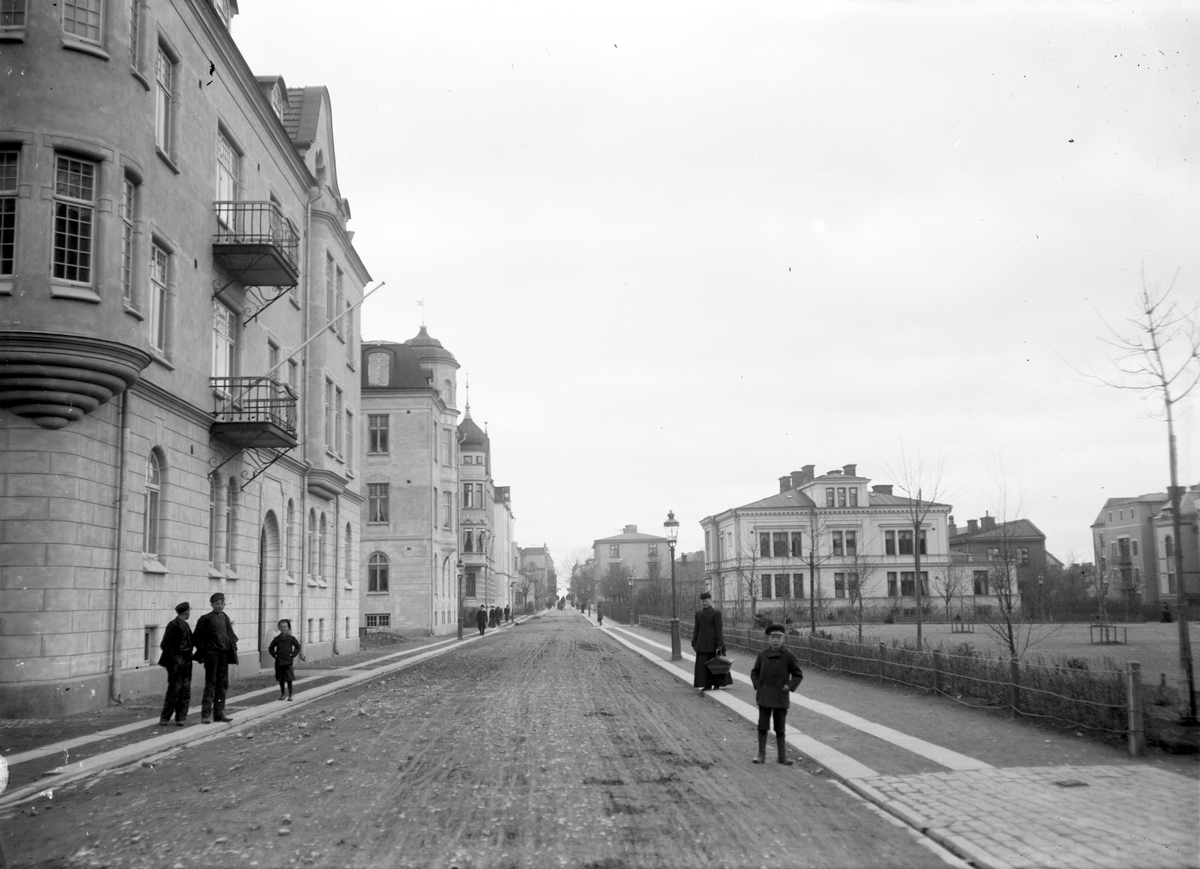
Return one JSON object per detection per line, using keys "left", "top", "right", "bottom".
{"left": 210, "top": 376, "right": 298, "bottom": 441}
{"left": 212, "top": 200, "right": 301, "bottom": 277}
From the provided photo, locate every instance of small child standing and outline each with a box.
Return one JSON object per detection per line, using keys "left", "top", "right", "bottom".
{"left": 268, "top": 619, "right": 303, "bottom": 701}
{"left": 749, "top": 623, "right": 804, "bottom": 765}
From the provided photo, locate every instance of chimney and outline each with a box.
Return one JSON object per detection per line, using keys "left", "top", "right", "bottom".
{"left": 624, "top": 524, "right": 637, "bottom": 534}
{"left": 872, "top": 484, "right": 893, "bottom": 495}
{"left": 981, "top": 514, "right": 996, "bottom": 531}
{"left": 780, "top": 476, "right": 793, "bottom": 493}
{"left": 801, "top": 464, "right": 815, "bottom": 484}
{"left": 967, "top": 519, "right": 978, "bottom": 534}
{"left": 948, "top": 515, "right": 957, "bottom": 537}
{"left": 843, "top": 464, "right": 857, "bottom": 477}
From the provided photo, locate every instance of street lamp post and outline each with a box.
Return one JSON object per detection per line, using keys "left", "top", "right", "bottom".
{"left": 628, "top": 576, "right": 635, "bottom": 627}
{"left": 664, "top": 510, "right": 681, "bottom": 661}
{"left": 456, "top": 560, "right": 464, "bottom": 640}
{"left": 509, "top": 581, "right": 516, "bottom": 621}
{"left": 1037, "top": 573, "right": 1045, "bottom": 622}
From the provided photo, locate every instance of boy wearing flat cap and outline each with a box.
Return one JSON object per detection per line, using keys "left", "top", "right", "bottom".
{"left": 193, "top": 592, "right": 238, "bottom": 724}
{"left": 749, "top": 623, "right": 804, "bottom": 765}
{"left": 157, "top": 601, "right": 193, "bottom": 725}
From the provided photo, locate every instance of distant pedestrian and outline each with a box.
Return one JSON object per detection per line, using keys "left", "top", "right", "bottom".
{"left": 268, "top": 618, "right": 303, "bottom": 701}
{"left": 476, "top": 606, "right": 488, "bottom": 637}
{"left": 193, "top": 592, "right": 238, "bottom": 724}
{"left": 157, "top": 602, "right": 193, "bottom": 726}
{"left": 749, "top": 623, "right": 803, "bottom": 765}
{"left": 596, "top": 603, "right": 603, "bottom": 625}
{"left": 504, "top": 605, "right": 511, "bottom": 623}
{"left": 493, "top": 605, "right": 501, "bottom": 627}
{"left": 692, "top": 592, "right": 732, "bottom": 691}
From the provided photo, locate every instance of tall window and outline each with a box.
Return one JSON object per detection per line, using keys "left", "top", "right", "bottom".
{"left": 463, "top": 482, "right": 475, "bottom": 508}
{"left": 897, "top": 530, "right": 914, "bottom": 556}
{"left": 223, "top": 476, "right": 237, "bottom": 568}
{"left": 761, "top": 574, "right": 773, "bottom": 599}
{"left": 335, "top": 267, "right": 345, "bottom": 337}
{"left": 318, "top": 512, "right": 327, "bottom": 583}
{"left": 463, "top": 529, "right": 474, "bottom": 552}
{"left": 119, "top": 178, "right": 136, "bottom": 301}
{"left": 849, "top": 488, "right": 858, "bottom": 507}
{"left": 285, "top": 498, "right": 295, "bottom": 573}
{"left": 442, "top": 491, "right": 452, "bottom": 528}
{"left": 845, "top": 530, "right": 856, "bottom": 555}
{"left": 155, "top": 46, "right": 173, "bottom": 152}
{"left": 207, "top": 476, "right": 219, "bottom": 563}
{"left": 323, "top": 377, "right": 334, "bottom": 446}
{"left": 0, "top": 149, "right": 16, "bottom": 278}
{"left": 368, "top": 414, "right": 389, "bottom": 453}
{"left": 143, "top": 452, "right": 161, "bottom": 556}
{"left": 346, "top": 409, "right": 354, "bottom": 473}
{"left": 790, "top": 532, "right": 803, "bottom": 557}
{"left": 212, "top": 300, "right": 235, "bottom": 378}
{"left": 334, "top": 387, "right": 344, "bottom": 456}
{"left": 772, "top": 532, "right": 787, "bottom": 558}
{"left": 368, "top": 483, "right": 389, "bottom": 523}
{"left": 215, "top": 130, "right": 239, "bottom": 218}
{"left": 609, "top": 545, "right": 619, "bottom": 558}
{"left": 127, "top": 0, "right": 138, "bottom": 67}
{"left": 885, "top": 530, "right": 895, "bottom": 555}
{"left": 465, "top": 571, "right": 476, "bottom": 598}
{"left": 53, "top": 155, "right": 96, "bottom": 285}
{"left": 368, "top": 553, "right": 388, "bottom": 592}
{"left": 344, "top": 524, "right": 352, "bottom": 584}
{"left": 973, "top": 570, "right": 989, "bottom": 595}
{"left": 825, "top": 488, "right": 834, "bottom": 507}
{"left": 837, "top": 488, "right": 847, "bottom": 507}
{"left": 441, "top": 429, "right": 452, "bottom": 465}
{"left": 832, "top": 531, "right": 844, "bottom": 557}
{"left": 325, "top": 254, "right": 335, "bottom": 326}
{"left": 1166, "top": 535, "right": 1174, "bottom": 558}
{"left": 63, "top": 0, "right": 102, "bottom": 44}
{"left": 149, "top": 242, "right": 168, "bottom": 351}
{"left": 307, "top": 510, "right": 317, "bottom": 581}
{"left": 759, "top": 532, "right": 769, "bottom": 558}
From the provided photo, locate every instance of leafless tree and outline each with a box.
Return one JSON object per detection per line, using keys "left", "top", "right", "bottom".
{"left": 1082, "top": 269, "right": 1199, "bottom": 722}
{"left": 932, "top": 560, "right": 968, "bottom": 621}
{"left": 841, "top": 531, "right": 881, "bottom": 641}
{"left": 887, "top": 447, "right": 950, "bottom": 649}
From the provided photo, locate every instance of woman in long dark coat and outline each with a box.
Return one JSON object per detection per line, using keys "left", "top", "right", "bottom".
{"left": 691, "top": 592, "right": 733, "bottom": 690}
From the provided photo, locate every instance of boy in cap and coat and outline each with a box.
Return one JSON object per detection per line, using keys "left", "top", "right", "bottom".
{"left": 193, "top": 592, "right": 238, "bottom": 724}
{"left": 749, "top": 623, "right": 804, "bottom": 765}
{"left": 691, "top": 592, "right": 732, "bottom": 691}
{"left": 158, "top": 602, "right": 193, "bottom": 725}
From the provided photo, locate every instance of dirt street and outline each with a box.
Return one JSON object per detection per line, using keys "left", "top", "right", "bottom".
{"left": 3, "top": 611, "right": 950, "bottom": 868}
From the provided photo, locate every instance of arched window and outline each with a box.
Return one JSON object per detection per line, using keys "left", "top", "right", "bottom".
{"left": 319, "top": 511, "right": 328, "bottom": 582}
{"left": 225, "top": 476, "right": 238, "bottom": 568}
{"left": 1166, "top": 535, "right": 1174, "bottom": 558}
{"left": 143, "top": 453, "right": 162, "bottom": 556}
{"left": 442, "top": 378, "right": 454, "bottom": 406}
{"left": 285, "top": 499, "right": 295, "bottom": 573}
{"left": 368, "top": 552, "right": 389, "bottom": 592}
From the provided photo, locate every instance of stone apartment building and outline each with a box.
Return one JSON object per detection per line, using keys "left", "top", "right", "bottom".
{"left": 0, "top": 0, "right": 368, "bottom": 715}
{"left": 948, "top": 515, "right": 1049, "bottom": 614}
{"left": 359, "top": 333, "right": 460, "bottom": 636}
{"left": 700, "top": 464, "right": 964, "bottom": 617}
{"left": 517, "top": 545, "right": 556, "bottom": 610}
{"left": 591, "top": 525, "right": 669, "bottom": 604}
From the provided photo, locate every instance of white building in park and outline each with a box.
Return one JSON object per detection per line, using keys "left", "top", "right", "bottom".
{"left": 700, "top": 464, "right": 957, "bottom": 623}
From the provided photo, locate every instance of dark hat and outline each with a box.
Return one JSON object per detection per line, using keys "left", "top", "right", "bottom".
{"left": 210, "top": 592, "right": 225, "bottom": 603}
{"left": 175, "top": 601, "right": 190, "bottom": 614}
{"left": 765, "top": 623, "right": 786, "bottom": 636}
{"left": 699, "top": 591, "right": 712, "bottom": 600}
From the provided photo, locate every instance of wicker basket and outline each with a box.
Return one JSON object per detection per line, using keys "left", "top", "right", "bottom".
{"left": 705, "top": 655, "right": 733, "bottom": 675}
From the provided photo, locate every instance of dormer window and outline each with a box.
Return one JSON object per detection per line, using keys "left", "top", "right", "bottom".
{"left": 211, "top": 0, "right": 233, "bottom": 29}
{"left": 270, "top": 84, "right": 283, "bottom": 121}
{"left": 367, "top": 351, "right": 390, "bottom": 386}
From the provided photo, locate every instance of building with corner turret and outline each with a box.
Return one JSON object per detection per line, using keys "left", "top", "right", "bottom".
{"left": 0, "top": 0, "right": 368, "bottom": 716}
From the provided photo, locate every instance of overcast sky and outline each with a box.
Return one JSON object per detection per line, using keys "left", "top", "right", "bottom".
{"left": 234, "top": 1, "right": 1197, "bottom": 578}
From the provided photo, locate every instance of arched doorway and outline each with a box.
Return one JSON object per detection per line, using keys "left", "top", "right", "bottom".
{"left": 259, "top": 511, "right": 281, "bottom": 669}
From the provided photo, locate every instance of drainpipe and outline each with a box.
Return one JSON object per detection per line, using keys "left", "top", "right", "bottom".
{"left": 109, "top": 391, "right": 131, "bottom": 704}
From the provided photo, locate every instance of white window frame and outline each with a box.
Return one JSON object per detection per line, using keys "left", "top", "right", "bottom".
{"left": 62, "top": 0, "right": 103, "bottom": 46}
{"left": 154, "top": 44, "right": 174, "bottom": 155}
{"left": 143, "top": 452, "right": 161, "bottom": 556}
{"left": 211, "top": 299, "right": 236, "bottom": 380}
{"left": 52, "top": 154, "right": 97, "bottom": 286}
{"left": 0, "top": 148, "right": 17, "bottom": 279}
{"left": 148, "top": 241, "right": 170, "bottom": 352}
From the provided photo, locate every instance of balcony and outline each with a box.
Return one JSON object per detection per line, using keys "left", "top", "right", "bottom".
{"left": 212, "top": 201, "right": 300, "bottom": 287}
{"left": 210, "top": 377, "right": 298, "bottom": 449}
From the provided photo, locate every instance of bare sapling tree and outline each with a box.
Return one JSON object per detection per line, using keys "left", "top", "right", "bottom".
{"left": 933, "top": 559, "right": 968, "bottom": 621}
{"left": 887, "top": 448, "right": 950, "bottom": 649}
{"left": 733, "top": 530, "right": 763, "bottom": 626}
{"left": 1085, "top": 269, "right": 1198, "bottom": 723}
{"left": 842, "top": 530, "right": 881, "bottom": 641}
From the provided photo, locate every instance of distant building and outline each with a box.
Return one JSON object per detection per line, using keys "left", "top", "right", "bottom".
{"left": 700, "top": 464, "right": 967, "bottom": 619}
{"left": 1152, "top": 486, "right": 1200, "bottom": 606}
{"left": 1090, "top": 493, "right": 1171, "bottom": 615}
{"left": 592, "top": 525, "right": 669, "bottom": 603}
{"left": 949, "top": 514, "right": 1050, "bottom": 614}
{"left": 517, "top": 546, "right": 556, "bottom": 609}
{"left": 0, "top": 1, "right": 368, "bottom": 715}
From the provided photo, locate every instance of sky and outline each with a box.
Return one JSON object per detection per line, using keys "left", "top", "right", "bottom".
{"left": 233, "top": 1, "right": 1198, "bottom": 577}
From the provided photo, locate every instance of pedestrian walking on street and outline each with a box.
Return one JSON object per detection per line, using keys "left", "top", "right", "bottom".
{"left": 504, "top": 604, "right": 511, "bottom": 623}
{"left": 476, "top": 606, "right": 488, "bottom": 636}
{"left": 193, "top": 592, "right": 238, "bottom": 724}
{"left": 692, "top": 592, "right": 732, "bottom": 691}
{"left": 596, "top": 603, "right": 603, "bottom": 625}
{"left": 749, "top": 623, "right": 803, "bottom": 765}
{"left": 268, "top": 618, "right": 303, "bottom": 701}
{"left": 157, "top": 601, "right": 193, "bottom": 726}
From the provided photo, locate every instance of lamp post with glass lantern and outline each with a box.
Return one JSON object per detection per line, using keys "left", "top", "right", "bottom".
{"left": 664, "top": 511, "right": 681, "bottom": 661}
{"left": 628, "top": 576, "right": 635, "bottom": 627}
{"left": 1037, "top": 573, "right": 1045, "bottom": 622}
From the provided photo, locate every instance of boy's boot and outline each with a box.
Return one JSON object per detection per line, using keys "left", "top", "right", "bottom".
{"left": 776, "top": 734, "right": 793, "bottom": 765}
{"left": 752, "top": 731, "right": 768, "bottom": 764}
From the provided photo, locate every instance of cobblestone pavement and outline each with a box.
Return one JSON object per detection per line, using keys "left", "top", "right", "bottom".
{"left": 848, "top": 766, "right": 1198, "bottom": 869}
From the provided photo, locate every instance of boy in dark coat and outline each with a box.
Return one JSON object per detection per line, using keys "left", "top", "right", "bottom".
{"left": 268, "top": 618, "right": 303, "bottom": 701}
{"left": 158, "top": 602, "right": 193, "bottom": 726}
{"left": 749, "top": 623, "right": 804, "bottom": 765}
{"left": 691, "top": 592, "right": 733, "bottom": 690}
